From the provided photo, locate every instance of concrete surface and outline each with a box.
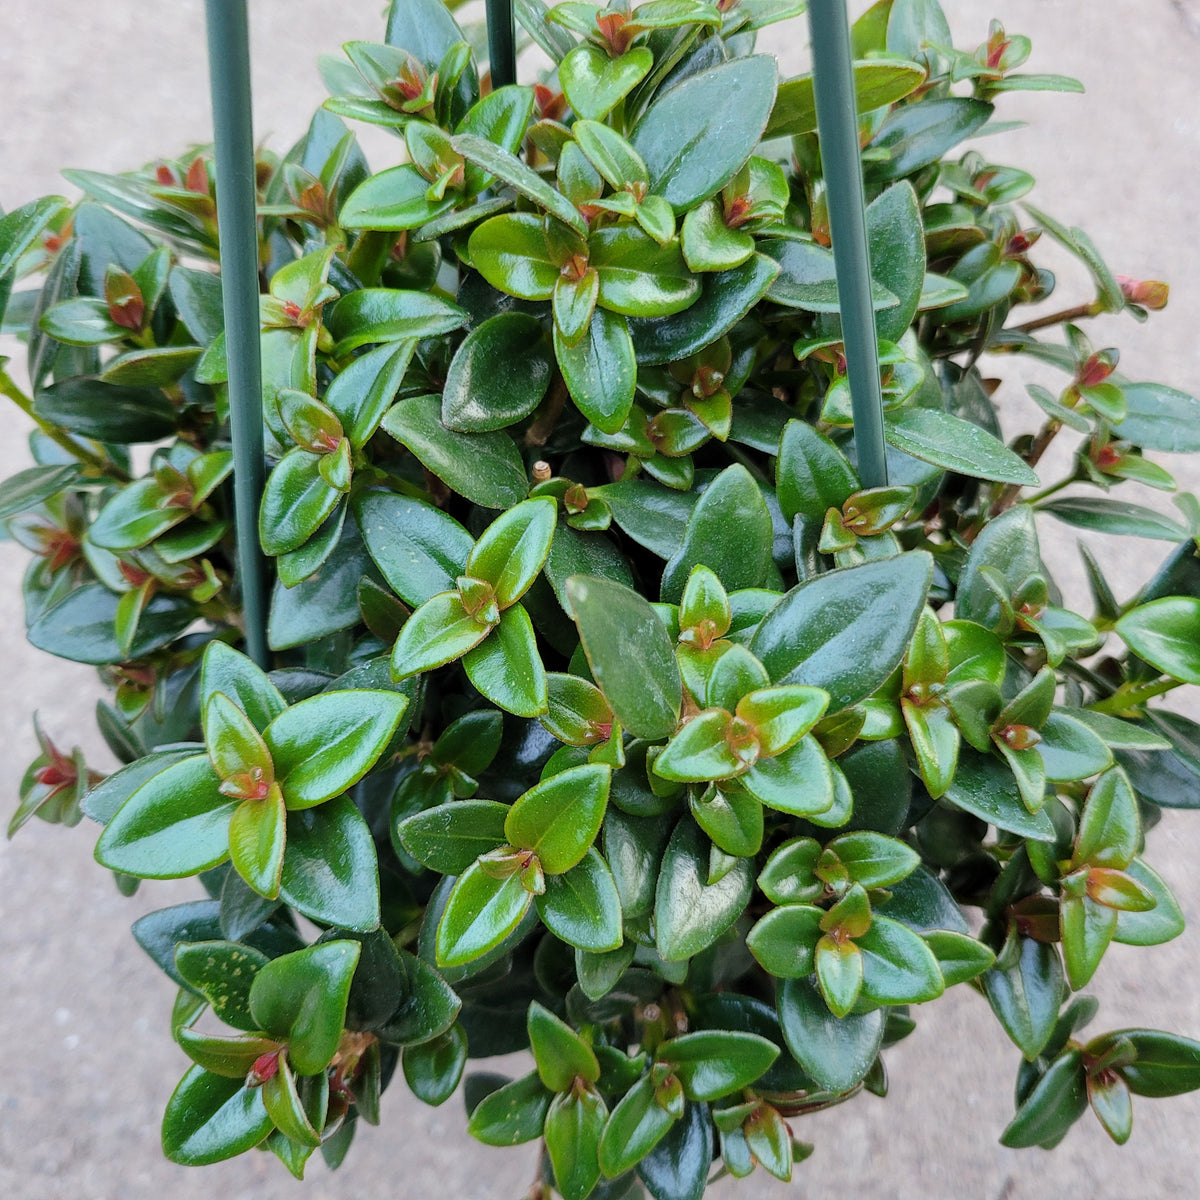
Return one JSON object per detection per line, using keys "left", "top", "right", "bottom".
{"left": 1, "top": 2, "right": 1198, "bottom": 1198}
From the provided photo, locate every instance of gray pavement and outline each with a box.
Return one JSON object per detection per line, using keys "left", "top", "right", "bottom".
{"left": 1, "top": 2, "right": 1198, "bottom": 1197}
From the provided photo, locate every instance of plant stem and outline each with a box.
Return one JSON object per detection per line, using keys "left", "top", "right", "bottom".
{"left": 1010, "top": 300, "right": 1102, "bottom": 334}
{"left": 0, "top": 366, "right": 130, "bottom": 480}
{"left": 1086, "top": 676, "right": 1183, "bottom": 716}
{"left": 1023, "top": 476, "right": 1074, "bottom": 506}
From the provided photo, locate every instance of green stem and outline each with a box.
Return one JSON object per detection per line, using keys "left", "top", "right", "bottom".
{"left": 1086, "top": 677, "right": 1183, "bottom": 716}
{"left": 1025, "top": 476, "right": 1075, "bottom": 506}
{"left": 0, "top": 367, "right": 130, "bottom": 480}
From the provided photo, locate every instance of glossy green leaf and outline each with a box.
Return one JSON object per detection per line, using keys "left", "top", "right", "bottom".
{"left": 884, "top": 407, "right": 1039, "bottom": 485}
{"left": 95, "top": 755, "right": 234, "bottom": 878}
{"left": 1042, "top": 496, "right": 1189, "bottom": 542}
{"left": 598, "top": 1074, "right": 678, "bottom": 1177}
{"left": 776, "top": 977, "right": 885, "bottom": 1093}
{"left": 654, "top": 819, "right": 752, "bottom": 961}
{"left": 161, "top": 1067, "right": 272, "bottom": 1165}
{"left": 1120, "top": 1030, "right": 1200, "bottom": 1097}
{"left": 763, "top": 237, "right": 898, "bottom": 313}
{"left": 765, "top": 60, "right": 924, "bottom": 138}
{"left": 467, "top": 498, "right": 558, "bottom": 608}
{"left": 751, "top": 554, "right": 932, "bottom": 710}
{"left": 1000, "top": 1049, "right": 1087, "bottom": 1148}
{"left": 505, "top": 763, "right": 610, "bottom": 875}
{"left": 1074, "top": 766, "right": 1140, "bottom": 870}
{"left": 468, "top": 212, "right": 559, "bottom": 301}
{"left": 942, "top": 750, "right": 1056, "bottom": 840}
{"left": 1116, "top": 597, "right": 1200, "bottom": 684}
{"left": 545, "top": 1087, "right": 607, "bottom": 1200}
{"left": 856, "top": 915, "right": 945, "bottom": 1006}
{"left": 589, "top": 225, "right": 698, "bottom": 318}
{"left": 397, "top": 800, "right": 509, "bottom": 875}
{"left": 983, "top": 937, "right": 1064, "bottom": 1059}
{"left": 659, "top": 1031, "right": 779, "bottom": 1101}
{"left": 174, "top": 940, "right": 269, "bottom": 1032}
{"left": 746, "top": 904, "right": 822, "bottom": 978}
{"left": 34, "top": 378, "right": 176, "bottom": 443}
{"left": 660, "top": 465, "right": 773, "bottom": 603}
{"left": 435, "top": 861, "right": 533, "bottom": 968}
{"left": 555, "top": 306, "right": 637, "bottom": 434}
{"left": 561, "top": 44, "right": 653, "bottom": 121}
{"left": 567, "top": 575, "right": 682, "bottom": 740}
{"left": 259, "top": 449, "right": 341, "bottom": 557}
{"left": 443, "top": 313, "right": 553, "bottom": 432}
{"left": 339, "top": 163, "right": 456, "bottom": 231}
{"left": 631, "top": 56, "right": 778, "bottom": 211}
{"left": 228, "top": 792, "right": 287, "bottom": 899}
{"left": 461, "top": 602, "right": 548, "bottom": 717}
{"left": 356, "top": 491, "right": 472, "bottom": 607}
{"left": 468, "top": 1071, "right": 553, "bottom": 1146}
{"left": 870, "top": 97, "right": 993, "bottom": 182}
{"left": 1114, "top": 859, "right": 1185, "bottom": 946}
{"left": 537, "top": 849, "right": 624, "bottom": 952}
{"left": 528, "top": 1000, "right": 601, "bottom": 1092}
{"left": 325, "top": 340, "right": 414, "bottom": 449}
{"left": 403, "top": 1024, "right": 468, "bottom": 1106}
{"left": 249, "top": 940, "right": 361, "bottom": 1075}
{"left": 278, "top": 798, "right": 380, "bottom": 931}
{"left": 264, "top": 690, "right": 407, "bottom": 808}
{"left": 453, "top": 133, "right": 587, "bottom": 235}
{"left": 380, "top": 393, "right": 529, "bottom": 508}
{"left": 327, "top": 287, "right": 467, "bottom": 355}
{"left": 629, "top": 253, "right": 779, "bottom": 365}
{"left": 1117, "top": 383, "right": 1200, "bottom": 453}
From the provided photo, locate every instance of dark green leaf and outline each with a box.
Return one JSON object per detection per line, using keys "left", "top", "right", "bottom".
{"left": 983, "top": 937, "right": 1064, "bottom": 1059}
{"left": 777, "top": 976, "right": 884, "bottom": 1092}
{"left": 265, "top": 690, "right": 408, "bottom": 808}
{"left": 95, "top": 755, "right": 233, "bottom": 878}
{"left": 1000, "top": 1048, "right": 1087, "bottom": 1148}
{"left": 398, "top": 800, "right": 509, "bottom": 875}
{"left": 765, "top": 60, "right": 924, "bottom": 138}
{"left": 567, "top": 575, "right": 682, "bottom": 740}
{"left": 380, "top": 393, "right": 529, "bottom": 508}
{"left": 161, "top": 1067, "right": 272, "bottom": 1165}
{"left": 279, "top": 797, "right": 380, "bottom": 931}
{"left": 435, "top": 861, "right": 533, "bottom": 967}
{"left": 660, "top": 465, "right": 773, "bottom": 603}
{"left": 356, "top": 490, "right": 472, "bottom": 607}
{"left": 327, "top": 288, "right": 467, "bottom": 356}
{"left": 751, "top": 554, "right": 932, "bottom": 709}
{"left": 631, "top": 57, "right": 778, "bottom": 211}
{"left": 1042, "top": 497, "right": 1189, "bottom": 542}
{"left": 34, "top": 377, "right": 176, "bottom": 443}
{"left": 249, "top": 941, "right": 361, "bottom": 1074}
{"left": 556, "top": 306, "right": 637, "bottom": 434}
{"left": 885, "top": 407, "right": 1038, "bottom": 485}
{"left": 537, "top": 849, "right": 624, "bottom": 951}
{"left": 443, "top": 313, "right": 552, "bottom": 432}
{"left": 506, "top": 763, "right": 611, "bottom": 874}
{"left": 654, "top": 819, "right": 752, "bottom": 961}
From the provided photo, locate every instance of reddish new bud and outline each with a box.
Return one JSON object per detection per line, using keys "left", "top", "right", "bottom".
{"left": 1077, "top": 350, "right": 1118, "bottom": 388}
{"left": 185, "top": 156, "right": 210, "bottom": 195}
{"left": 155, "top": 164, "right": 178, "bottom": 186}
{"left": 246, "top": 1051, "right": 281, "bottom": 1087}
{"left": 534, "top": 83, "right": 566, "bottom": 122}
{"left": 1117, "top": 275, "right": 1169, "bottom": 310}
